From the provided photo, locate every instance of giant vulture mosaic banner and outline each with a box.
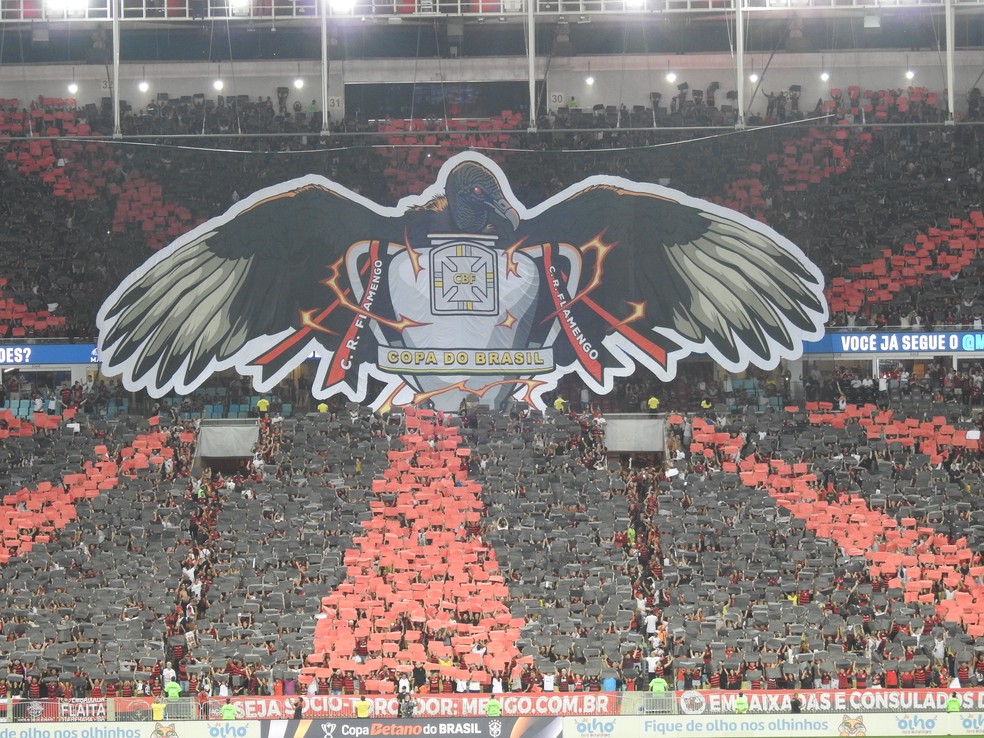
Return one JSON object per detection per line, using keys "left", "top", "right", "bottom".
{"left": 96, "top": 152, "right": 828, "bottom": 411}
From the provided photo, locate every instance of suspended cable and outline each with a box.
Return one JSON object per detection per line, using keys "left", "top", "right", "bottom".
{"left": 616, "top": 22, "right": 627, "bottom": 119}
{"left": 408, "top": 22, "right": 423, "bottom": 129}
{"left": 433, "top": 18, "right": 449, "bottom": 130}
{"left": 224, "top": 15, "right": 242, "bottom": 134}
{"left": 203, "top": 21, "right": 216, "bottom": 134}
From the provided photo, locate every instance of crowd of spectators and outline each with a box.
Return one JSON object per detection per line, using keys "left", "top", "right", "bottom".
{"left": 3, "top": 388, "right": 984, "bottom": 702}
{"left": 3, "top": 84, "right": 984, "bottom": 348}
{"left": 5, "top": 81, "right": 984, "bottom": 707}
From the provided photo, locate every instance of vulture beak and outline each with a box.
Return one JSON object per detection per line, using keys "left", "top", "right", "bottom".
{"left": 490, "top": 196, "right": 521, "bottom": 230}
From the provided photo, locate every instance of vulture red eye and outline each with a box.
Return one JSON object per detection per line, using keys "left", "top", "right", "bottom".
{"left": 472, "top": 186, "right": 484, "bottom": 196}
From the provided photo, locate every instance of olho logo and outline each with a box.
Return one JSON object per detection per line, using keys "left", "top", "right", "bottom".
{"left": 574, "top": 719, "right": 615, "bottom": 737}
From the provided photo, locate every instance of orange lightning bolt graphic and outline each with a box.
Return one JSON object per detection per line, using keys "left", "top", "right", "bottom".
{"left": 376, "top": 382, "right": 408, "bottom": 414}
{"left": 299, "top": 309, "right": 339, "bottom": 336}
{"left": 496, "top": 312, "right": 518, "bottom": 329}
{"left": 411, "top": 379, "right": 549, "bottom": 407}
{"left": 321, "top": 256, "right": 430, "bottom": 332}
{"left": 395, "top": 229, "right": 425, "bottom": 279}
{"left": 540, "top": 232, "right": 618, "bottom": 324}
{"left": 611, "top": 301, "right": 647, "bottom": 329}
{"left": 503, "top": 238, "right": 528, "bottom": 279}
{"left": 571, "top": 232, "right": 618, "bottom": 305}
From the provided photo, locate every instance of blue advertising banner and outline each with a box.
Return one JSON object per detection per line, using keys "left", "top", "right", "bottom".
{"left": 0, "top": 344, "right": 99, "bottom": 366}
{"left": 4, "top": 332, "right": 984, "bottom": 366}
{"left": 803, "top": 331, "right": 984, "bottom": 355}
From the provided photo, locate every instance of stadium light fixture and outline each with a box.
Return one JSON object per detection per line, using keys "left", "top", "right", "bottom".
{"left": 666, "top": 71, "right": 677, "bottom": 84}
{"left": 330, "top": 0, "right": 356, "bottom": 12}
{"left": 67, "top": 81, "right": 78, "bottom": 95}
{"left": 214, "top": 79, "right": 224, "bottom": 91}
{"left": 905, "top": 69, "right": 915, "bottom": 80}
{"left": 139, "top": 80, "right": 150, "bottom": 93}
{"left": 749, "top": 72, "right": 759, "bottom": 83}
{"left": 820, "top": 71, "right": 830, "bottom": 82}
{"left": 46, "top": 0, "right": 86, "bottom": 16}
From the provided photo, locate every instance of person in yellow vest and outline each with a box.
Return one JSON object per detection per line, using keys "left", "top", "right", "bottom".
{"left": 734, "top": 692, "right": 749, "bottom": 714}
{"left": 553, "top": 396, "right": 566, "bottom": 412}
{"left": 647, "top": 395, "right": 660, "bottom": 413}
{"left": 648, "top": 675, "right": 668, "bottom": 692}
{"left": 317, "top": 401, "right": 329, "bottom": 413}
{"left": 947, "top": 692, "right": 962, "bottom": 712}
{"left": 221, "top": 699, "right": 237, "bottom": 720}
{"left": 151, "top": 697, "right": 167, "bottom": 721}
{"left": 485, "top": 695, "right": 502, "bottom": 716}
{"left": 355, "top": 695, "right": 373, "bottom": 718}
{"left": 700, "top": 398, "right": 713, "bottom": 412}
{"left": 256, "top": 396, "right": 270, "bottom": 418}
{"left": 164, "top": 679, "right": 181, "bottom": 700}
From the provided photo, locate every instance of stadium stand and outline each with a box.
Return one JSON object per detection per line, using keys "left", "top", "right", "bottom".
{"left": 1, "top": 85, "right": 978, "bottom": 343}
{"left": 2, "top": 395, "right": 984, "bottom": 702}
{"left": 7, "top": 76, "right": 984, "bottom": 714}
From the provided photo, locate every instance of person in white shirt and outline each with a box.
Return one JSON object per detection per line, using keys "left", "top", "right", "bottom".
{"left": 491, "top": 674, "right": 504, "bottom": 694}
{"left": 542, "top": 672, "right": 555, "bottom": 692}
{"left": 645, "top": 653, "right": 659, "bottom": 676}
{"left": 644, "top": 612, "right": 658, "bottom": 635}
{"left": 162, "top": 662, "right": 176, "bottom": 686}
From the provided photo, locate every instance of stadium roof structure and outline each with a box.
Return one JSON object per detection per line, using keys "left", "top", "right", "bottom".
{"left": 0, "top": 0, "right": 980, "bottom": 134}
{"left": 6, "top": 0, "right": 984, "bottom": 22}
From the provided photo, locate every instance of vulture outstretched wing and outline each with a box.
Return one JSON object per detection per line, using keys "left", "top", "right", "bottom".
{"left": 97, "top": 153, "right": 827, "bottom": 410}
{"left": 516, "top": 183, "right": 827, "bottom": 377}
{"left": 97, "top": 178, "right": 404, "bottom": 396}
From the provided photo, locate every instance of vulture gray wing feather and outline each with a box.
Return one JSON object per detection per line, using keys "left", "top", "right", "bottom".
{"left": 97, "top": 180, "right": 403, "bottom": 395}
{"left": 516, "top": 185, "right": 827, "bottom": 370}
